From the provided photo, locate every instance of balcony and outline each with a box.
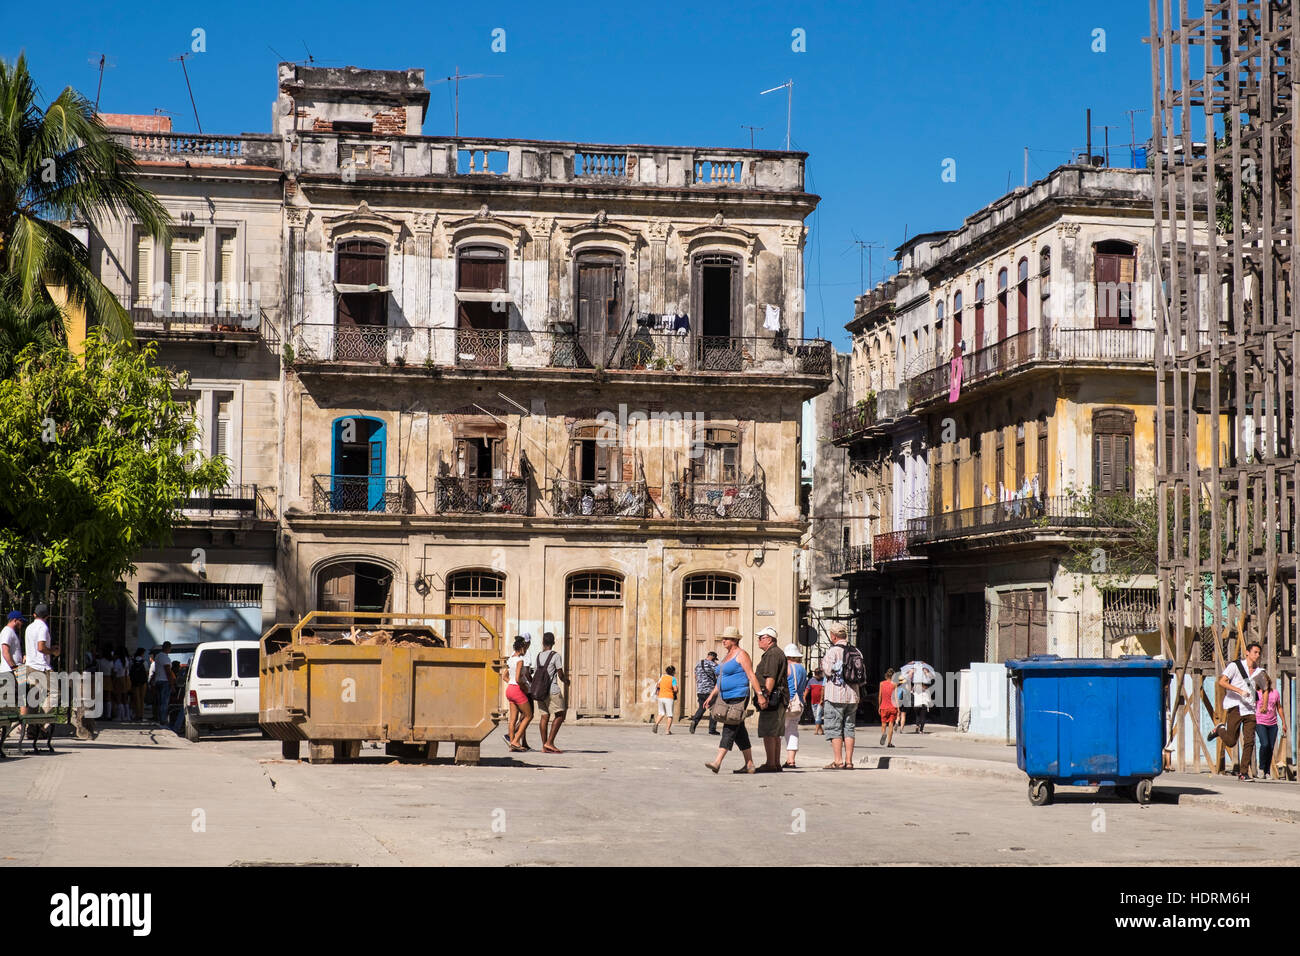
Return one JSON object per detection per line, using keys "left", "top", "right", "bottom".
{"left": 905, "top": 494, "right": 1096, "bottom": 545}
{"left": 131, "top": 305, "right": 280, "bottom": 349}
{"left": 114, "top": 131, "right": 281, "bottom": 168}
{"left": 550, "top": 479, "right": 653, "bottom": 518}
{"left": 668, "top": 480, "right": 765, "bottom": 521}
{"left": 434, "top": 477, "right": 530, "bottom": 515}
{"left": 872, "top": 530, "right": 914, "bottom": 562}
{"left": 905, "top": 327, "right": 1156, "bottom": 407}
{"left": 831, "top": 395, "right": 878, "bottom": 444}
{"left": 311, "top": 475, "right": 413, "bottom": 514}
{"left": 829, "top": 544, "right": 873, "bottom": 574}
{"left": 290, "top": 323, "right": 830, "bottom": 380}
{"left": 180, "top": 484, "right": 275, "bottom": 521}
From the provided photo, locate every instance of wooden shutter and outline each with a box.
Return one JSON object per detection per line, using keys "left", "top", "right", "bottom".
{"left": 1096, "top": 254, "right": 1120, "bottom": 327}
{"left": 215, "top": 397, "right": 231, "bottom": 459}
{"left": 1037, "top": 425, "right": 1048, "bottom": 488}
{"left": 218, "top": 233, "right": 235, "bottom": 309}
{"left": 134, "top": 235, "right": 153, "bottom": 306}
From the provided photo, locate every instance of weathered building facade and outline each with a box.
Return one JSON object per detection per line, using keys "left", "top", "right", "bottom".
{"left": 93, "top": 64, "right": 829, "bottom": 721}
{"left": 832, "top": 165, "right": 1213, "bottom": 692}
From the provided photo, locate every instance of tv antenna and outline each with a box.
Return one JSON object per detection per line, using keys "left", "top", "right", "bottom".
{"left": 759, "top": 79, "right": 793, "bottom": 151}
{"left": 740, "top": 124, "right": 765, "bottom": 148}
{"left": 845, "top": 235, "right": 885, "bottom": 293}
{"left": 169, "top": 52, "right": 203, "bottom": 133}
{"left": 88, "top": 53, "right": 115, "bottom": 114}
{"left": 1124, "top": 108, "right": 1148, "bottom": 152}
{"left": 430, "top": 66, "right": 503, "bottom": 137}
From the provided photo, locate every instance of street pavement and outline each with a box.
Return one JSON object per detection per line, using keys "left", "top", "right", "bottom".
{"left": 1, "top": 718, "right": 1297, "bottom": 866}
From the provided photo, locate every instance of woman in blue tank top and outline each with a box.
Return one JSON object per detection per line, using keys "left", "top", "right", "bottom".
{"left": 702, "top": 626, "right": 761, "bottom": 775}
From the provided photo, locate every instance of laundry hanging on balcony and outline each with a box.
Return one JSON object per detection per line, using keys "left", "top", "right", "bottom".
{"left": 764, "top": 304, "right": 781, "bottom": 331}
{"left": 948, "top": 352, "right": 963, "bottom": 403}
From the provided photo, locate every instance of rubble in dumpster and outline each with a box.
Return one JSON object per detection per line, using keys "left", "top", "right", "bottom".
{"left": 298, "top": 626, "right": 445, "bottom": 648}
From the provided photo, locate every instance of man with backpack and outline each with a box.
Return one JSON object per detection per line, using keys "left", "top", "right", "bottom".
{"left": 529, "top": 632, "right": 569, "bottom": 754}
{"left": 821, "top": 622, "right": 865, "bottom": 769}
{"left": 1208, "top": 638, "right": 1264, "bottom": 780}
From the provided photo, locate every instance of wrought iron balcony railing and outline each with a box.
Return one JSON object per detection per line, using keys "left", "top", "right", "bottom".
{"left": 180, "top": 484, "right": 275, "bottom": 520}
{"left": 831, "top": 396, "right": 879, "bottom": 443}
{"left": 289, "top": 323, "right": 830, "bottom": 380}
{"left": 434, "top": 476, "right": 530, "bottom": 515}
{"left": 668, "top": 480, "right": 765, "bottom": 520}
{"left": 872, "top": 530, "right": 913, "bottom": 562}
{"left": 829, "top": 544, "right": 873, "bottom": 574}
{"left": 905, "top": 326, "right": 1158, "bottom": 407}
{"left": 311, "top": 475, "right": 413, "bottom": 514}
{"left": 550, "top": 479, "right": 653, "bottom": 518}
{"left": 904, "top": 494, "right": 1097, "bottom": 544}
{"left": 131, "top": 306, "right": 280, "bottom": 348}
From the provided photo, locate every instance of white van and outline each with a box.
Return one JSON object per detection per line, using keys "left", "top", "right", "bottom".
{"left": 183, "top": 640, "right": 261, "bottom": 741}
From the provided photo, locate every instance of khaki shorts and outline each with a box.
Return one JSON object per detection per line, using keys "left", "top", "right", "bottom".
{"left": 656, "top": 697, "right": 674, "bottom": 717}
{"left": 543, "top": 691, "right": 567, "bottom": 715}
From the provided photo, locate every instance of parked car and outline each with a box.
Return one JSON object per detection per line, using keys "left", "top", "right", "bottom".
{"left": 182, "top": 641, "right": 262, "bottom": 741}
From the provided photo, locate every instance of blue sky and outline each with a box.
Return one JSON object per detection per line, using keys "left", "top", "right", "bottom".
{"left": 9, "top": 0, "right": 1153, "bottom": 348}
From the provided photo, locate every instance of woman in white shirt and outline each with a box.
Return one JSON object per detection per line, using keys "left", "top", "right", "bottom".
{"left": 501, "top": 637, "right": 533, "bottom": 752}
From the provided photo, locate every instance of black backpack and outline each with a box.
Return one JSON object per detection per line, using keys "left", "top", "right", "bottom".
{"left": 841, "top": 644, "right": 867, "bottom": 687}
{"left": 528, "top": 651, "right": 556, "bottom": 701}
{"left": 130, "top": 660, "right": 147, "bottom": 686}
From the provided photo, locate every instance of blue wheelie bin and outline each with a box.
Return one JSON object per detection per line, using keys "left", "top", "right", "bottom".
{"left": 1005, "top": 655, "right": 1173, "bottom": 806}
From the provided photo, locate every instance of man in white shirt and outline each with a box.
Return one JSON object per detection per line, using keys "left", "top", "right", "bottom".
{"left": 1208, "top": 639, "right": 1263, "bottom": 780}
{"left": 22, "top": 603, "right": 57, "bottom": 710}
{"left": 535, "top": 632, "right": 569, "bottom": 754}
{"left": 1, "top": 611, "right": 24, "bottom": 709}
{"left": 151, "top": 642, "right": 175, "bottom": 725}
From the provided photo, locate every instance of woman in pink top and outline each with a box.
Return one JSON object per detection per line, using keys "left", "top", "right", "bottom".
{"left": 1254, "top": 672, "right": 1287, "bottom": 779}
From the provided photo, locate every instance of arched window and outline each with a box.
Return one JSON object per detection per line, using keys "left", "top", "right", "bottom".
{"left": 1017, "top": 258, "right": 1030, "bottom": 333}
{"left": 683, "top": 572, "right": 739, "bottom": 603}
{"left": 567, "top": 572, "right": 623, "bottom": 601}
{"left": 996, "top": 268, "right": 1009, "bottom": 340}
{"left": 1094, "top": 240, "right": 1136, "bottom": 328}
{"left": 974, "top": 279, "right": 985, "bottom": 350}
{"left": 448, "top": 569, "right": 505, "bottom": 600}
{"left": 574, "top": 250, "right": 624, "bottom": 335}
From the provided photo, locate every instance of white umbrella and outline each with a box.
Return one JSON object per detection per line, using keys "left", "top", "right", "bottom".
{"left": 898, "top": 661, "right": 936, "bottom": 685}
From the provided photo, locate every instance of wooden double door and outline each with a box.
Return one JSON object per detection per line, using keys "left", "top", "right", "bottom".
{"left": 569, "top": 600, "right": 622, "bottom": 717}
{"left": 682, "top": 605, "right": 739, "bottom": 706}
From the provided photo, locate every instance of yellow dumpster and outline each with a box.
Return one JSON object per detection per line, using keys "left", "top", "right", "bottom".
{"left": 260, "top": 612, "right": 505, "bottom": 765}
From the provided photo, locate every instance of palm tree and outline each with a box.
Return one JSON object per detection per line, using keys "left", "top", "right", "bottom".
{"left": 0, "top": 275, "right": 63, "bottom": 377}
{"left": 0, "top": 53, "right": 170, "bottom": 342}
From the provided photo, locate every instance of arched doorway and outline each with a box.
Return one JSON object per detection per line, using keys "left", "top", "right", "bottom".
{"left": 316, "top": 561, "right": 393, "bottom": 623}
{"left": 682, "top": 572, "right": 740, "bottom": 705}
{"left": 445, "top": 569, "right": 505, "bottom": 652}
{"left": 567, "top": 571, "right": 624, "bottom": 717}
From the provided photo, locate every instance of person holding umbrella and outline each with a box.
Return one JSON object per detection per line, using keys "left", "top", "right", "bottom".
{"left": 899, "top": 660, "right": 937, "bottom": 733}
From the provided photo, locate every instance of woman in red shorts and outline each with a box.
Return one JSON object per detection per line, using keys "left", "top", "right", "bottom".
{"left": 503, "top": 636, "right": 534, "bottom": 752}
{"left": 878, "top": 668, "right": 900, "bottom": 747}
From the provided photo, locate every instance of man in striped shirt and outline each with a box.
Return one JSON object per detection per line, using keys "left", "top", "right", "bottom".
{"left": 689, "top": 651, "right": 720, "bottom": 735}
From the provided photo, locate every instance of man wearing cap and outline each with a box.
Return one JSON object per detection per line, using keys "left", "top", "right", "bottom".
{"left": 1, "top": 611, "right": 23, "bottom": 710}
{"left": 822, "top": 622, "right": 859, "bottom": 769}
{"left": 753, "top": 626, "right": 789, "bottom": 772}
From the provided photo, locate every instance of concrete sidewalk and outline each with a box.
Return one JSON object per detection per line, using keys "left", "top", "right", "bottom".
{"left": 861, "top": 722, "right": 1300, "bottom": 822}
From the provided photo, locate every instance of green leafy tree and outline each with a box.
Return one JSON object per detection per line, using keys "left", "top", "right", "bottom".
{"left": 0, "top": 330, "right": 228, "bottom": 601}
{"left": 0, "top": 275, "right": 62, "bottom": 377}
{"left": 0, "top": 53, "right": 169, "bottom": 341}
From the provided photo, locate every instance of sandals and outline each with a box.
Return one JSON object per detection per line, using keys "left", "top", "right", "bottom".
{"left": 783, "top": 762, "right": 797, "bottom": 769}
{"left": 732, "top": 765, "right": 756, "bottom": 774}
{"left": 705, "top": 762, "right": 720, "bottom": 774}
{"left": 823, "top": 762, "right": 845, "bottom": 770}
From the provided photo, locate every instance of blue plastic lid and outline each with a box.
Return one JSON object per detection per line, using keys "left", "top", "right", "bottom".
{"left": 1004, "top": 655, "right": 1172, "bottom": 671}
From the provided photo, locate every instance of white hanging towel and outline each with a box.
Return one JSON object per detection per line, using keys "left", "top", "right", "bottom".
{"left": 764, "top": 304, "right": 782, "bottom": 331}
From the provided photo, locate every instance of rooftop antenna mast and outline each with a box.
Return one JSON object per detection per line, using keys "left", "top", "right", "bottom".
{"left": 846, "top": 236, "right": 885, "bottom": 293}
{"left": 430, "top": 66, "right": 503, "bottom": 137}
{"left": 89, "top": 53, "right": 115, "bottom": 114}
{"left": 740, "top": 124, "right": 764, "bottom": 148}
{"left": 169, "top": 52, "right": 202, "bottom": 133}
{"left": 759, "top": 79, "right": 793, "bottom": 151}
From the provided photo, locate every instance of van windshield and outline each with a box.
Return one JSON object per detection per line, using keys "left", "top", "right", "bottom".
{"left": 237, "top": 648, "right": 259, "bottom": 679}
{"left": 196, "top": 648, "right": 232, "bottom": 679}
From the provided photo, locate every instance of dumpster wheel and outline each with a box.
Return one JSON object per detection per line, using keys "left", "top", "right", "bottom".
{"left": 1028, "top": 778, "right": 1054, "bottom": 806}
{"left": 1134, "top": 779, "right": 1153, "bottom": 805}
